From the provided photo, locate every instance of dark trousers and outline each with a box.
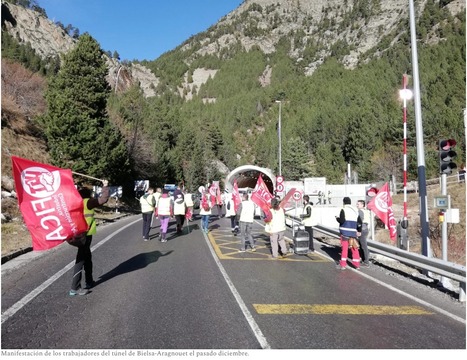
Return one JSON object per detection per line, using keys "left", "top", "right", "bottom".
{"left": 142, "top": 212, "right": 152, "bottom": 239}
{"left": 71, "top": 235, "right": 93, "bottom": 290}
{"left": 175, "top": 214, "right": 185, "bottom": 232}
{"left": 304, "top": 226, "right": 314, "bottom": 251}
{"left": 359, "top": 226, "right": 370, "bottom": 264}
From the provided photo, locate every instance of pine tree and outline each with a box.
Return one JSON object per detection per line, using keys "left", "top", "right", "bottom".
{"left": 42, "top": 33, "right": 129, "bottom": 184}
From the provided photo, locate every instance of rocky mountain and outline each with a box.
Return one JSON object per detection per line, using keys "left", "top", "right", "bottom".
{"left": 3, "top": 0, "right": 465, "bottom": 99}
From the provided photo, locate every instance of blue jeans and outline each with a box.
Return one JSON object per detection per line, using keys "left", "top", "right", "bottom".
{"left": 201, "top": 215, "right": 210, "bottom": 232}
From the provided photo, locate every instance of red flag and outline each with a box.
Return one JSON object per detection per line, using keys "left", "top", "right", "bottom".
{"left": 232, "top": 179, "right": 241, "bottom": 212}
{"left": 209, "top": 181, "right": 222, "bottom": 205}
{"left": 11, "top": 156, "right": 88, "bottom": 251}
{"left": 280, "top": 187, "right": 297, "bottom": 209}
{"left": 250, "top": 176, "right": 274, "bottom": 222}
{"left": 367, "top": 182, "right": 397, "bottom": 241}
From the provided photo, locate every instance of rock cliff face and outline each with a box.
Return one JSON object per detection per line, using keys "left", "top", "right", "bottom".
{"left": 1, "top": 1, "right": 158, "bottom": 97}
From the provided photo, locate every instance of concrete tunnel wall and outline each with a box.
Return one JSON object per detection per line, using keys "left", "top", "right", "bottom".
{"left": 224, "top": 165, "right": 275, "bottom": 194}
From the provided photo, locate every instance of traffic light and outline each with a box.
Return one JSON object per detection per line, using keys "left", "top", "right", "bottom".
{"left": 439, "top": 139, "right": 457, "bottom": 175}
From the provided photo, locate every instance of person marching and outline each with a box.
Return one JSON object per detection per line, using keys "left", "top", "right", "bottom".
{"left": 300, "top": 195, "right": 315, "bottom": 253}
{"left": 140, "top": 187, "right": 156, "bottom": 241}
{"left": 199, "top": 190, "right": 212, "bottom": 233}
{"left": 335, "top": 197, "right": 362, "bottom": 270}
{"left": 265, "top": 198, "right": 288, "bottom": 259}
{"left": 225, "top": 192, "right": 239, "bottom": 235}
{"left": 155, "top": 189, "right": 173, "bottom": 242}
{"left": 69, "top": 179, "right": 109, "bottom": 296}
{"left": 184, "top": 189, "right": 194, "bottom": 222}
{"left": 236, "top": 193, "right": 256, "bottom": 252}
{"left": 173, "top": 190, "right": 186, "bottom": 234}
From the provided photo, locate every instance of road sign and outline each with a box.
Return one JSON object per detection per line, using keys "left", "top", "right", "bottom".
{"left": 276, "top": 184, "right": 284, "bottom": 192}
{"left": 276, "top": 175, "right": 284, "bottom": 184}
{"left": 293, "top": 190, "right": 302, "bottom": 202}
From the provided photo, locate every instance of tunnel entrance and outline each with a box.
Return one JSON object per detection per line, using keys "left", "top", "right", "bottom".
{"left": 224, "top": 165, "right": 275, "bottom": 194}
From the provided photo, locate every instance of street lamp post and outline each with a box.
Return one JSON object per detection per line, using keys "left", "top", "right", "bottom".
{"left": 409, "top": 0, "right": 430, "bottom": 257}
{"left": 399, "top": 75, "right": 413, "bottom": 224}
{"left": 399, "top": 74, "right": 413, "bottom": 249}
{"left": 276, "top": 100, "right": 282, "bottom": 177}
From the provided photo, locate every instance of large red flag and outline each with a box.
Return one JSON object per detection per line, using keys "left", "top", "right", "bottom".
{"left": 367, "top": 182, "right": 397, "bottom": 241}
{"left": 250, "top": 176, "right": 274, "bottom": 222}
{"left": 11, "top": 156, "right": 88, "bottom": 251}
{"left": 232, "top": 179, "right": 241, "bottom": 212}
{"left": 208, "top": 181, "right": 222, "bottom": 205}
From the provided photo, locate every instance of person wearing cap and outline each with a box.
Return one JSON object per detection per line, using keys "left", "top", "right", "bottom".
{"left": 335, "top": 197, "right": 362, "bottom": 270}
{"left": 155, "top": 189, "right": 173, "bottom": 242}
{"left": 265, "top": 198, "right": 288, "bottom": 259}
{"left": 69, "top": 179, "right": 109, "bottom": 296}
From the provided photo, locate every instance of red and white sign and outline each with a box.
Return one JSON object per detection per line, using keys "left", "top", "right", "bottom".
{"left": 276, "top": 175, "right": 284, "bottom": 184}
{"left": 293, "top": 190, "right": 302, "bottom": 202}
{"left": 11, "top": 156, "right": 88, "bottom": 251}
{"left": 276, "top": 183, "right": 284, "bottom": 192}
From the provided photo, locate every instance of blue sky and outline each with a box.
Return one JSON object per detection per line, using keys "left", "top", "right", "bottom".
{"left": 38, "top": 0, "right": 244, "bottom": 61}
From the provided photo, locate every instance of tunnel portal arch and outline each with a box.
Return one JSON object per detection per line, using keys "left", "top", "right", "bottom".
{"left": 224, "top": 165, "right": 275, "bottom": 194}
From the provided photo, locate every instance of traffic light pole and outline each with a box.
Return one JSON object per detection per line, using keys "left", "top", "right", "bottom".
{"left": 409, "top": 0, "right": 430, "bottom": 257}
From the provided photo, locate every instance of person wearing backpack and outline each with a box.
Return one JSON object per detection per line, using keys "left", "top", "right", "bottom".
{"left": 140, "top": 187, "right": 156, "bottom": 241}
{"left": 69, "top": 179, "right": 109, "bottom": 296}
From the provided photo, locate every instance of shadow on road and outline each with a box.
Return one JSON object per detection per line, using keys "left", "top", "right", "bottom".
{"left": 96, "top": 250, "right": 173, "bottom": 286}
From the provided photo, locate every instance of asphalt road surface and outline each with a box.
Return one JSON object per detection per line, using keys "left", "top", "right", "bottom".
{"left": 1, "top": 211, "right": 465, "bottom": 352}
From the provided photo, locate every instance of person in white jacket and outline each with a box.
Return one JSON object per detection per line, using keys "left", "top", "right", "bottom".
{"left": 265, "top": 198, "right": 288, "bottom": 259}
{"left": 224, "top": 192, "right": 239, "bottom": 235}
{"left": 236, "top": 193, "right": 256, "bottom": 252}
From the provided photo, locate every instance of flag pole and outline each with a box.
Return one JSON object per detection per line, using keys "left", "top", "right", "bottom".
{"left": 72, "top": 171, "right": 103, "bottom": 182}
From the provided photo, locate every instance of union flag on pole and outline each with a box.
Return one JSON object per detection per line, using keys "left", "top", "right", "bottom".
{"left": 232, "top": 179, "right": 242, "bottom": 212}
{"left": 250, "top": 176, "right": 274, "bottom": 222}
{"left": 367, "top": 182, "right": 397, "bottom": 241}
{"left": 11, "top": 156, "right": 88, "bottom": 251}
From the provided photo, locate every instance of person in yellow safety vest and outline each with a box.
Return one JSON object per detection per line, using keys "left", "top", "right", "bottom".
{"left": 300, "top": 195, "right": 315, "bottom": 253}
{"left": 335, "top": 197, "right": 362, "bottom": 270}
{"left": 356, "top": 200, "right": 371, "bottom": 267}
{"left": 155, "top": 189, "right": 173, "bottom": 242}
{"left": 69, "top": 179, "right": 109, "bottom": 296}
{"left": 265, "top": 198, "right": 288, "bottom": 259}
{"left": 140, "top": 187, "right": 156, "bottom": 241}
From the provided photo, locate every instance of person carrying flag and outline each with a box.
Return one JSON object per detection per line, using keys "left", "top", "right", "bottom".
{"left": 70, "top": 179, "right": 109, "bottom": 296}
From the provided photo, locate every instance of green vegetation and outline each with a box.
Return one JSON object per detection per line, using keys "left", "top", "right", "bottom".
{"left": 2, "top": 0, "right": 465, "bottom": 193}
{"left": 39, "top": 34, "right": 131, "bottom": 186}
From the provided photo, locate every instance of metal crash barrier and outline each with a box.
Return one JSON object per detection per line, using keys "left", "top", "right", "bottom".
{"left": 285, "top": 214, "right": 466, "bottom": 302}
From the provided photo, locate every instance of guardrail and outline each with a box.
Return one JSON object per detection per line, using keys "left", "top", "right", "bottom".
{"left": 285, "top": 214, "right": 466, "bottom": 302}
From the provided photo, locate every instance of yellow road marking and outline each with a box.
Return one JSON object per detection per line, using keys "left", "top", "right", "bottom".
{"left": 253, "top": 304, "right": 434, "bottom": 315}
{"left": 208, "top": 230, "right": 331, "bottom": 262}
